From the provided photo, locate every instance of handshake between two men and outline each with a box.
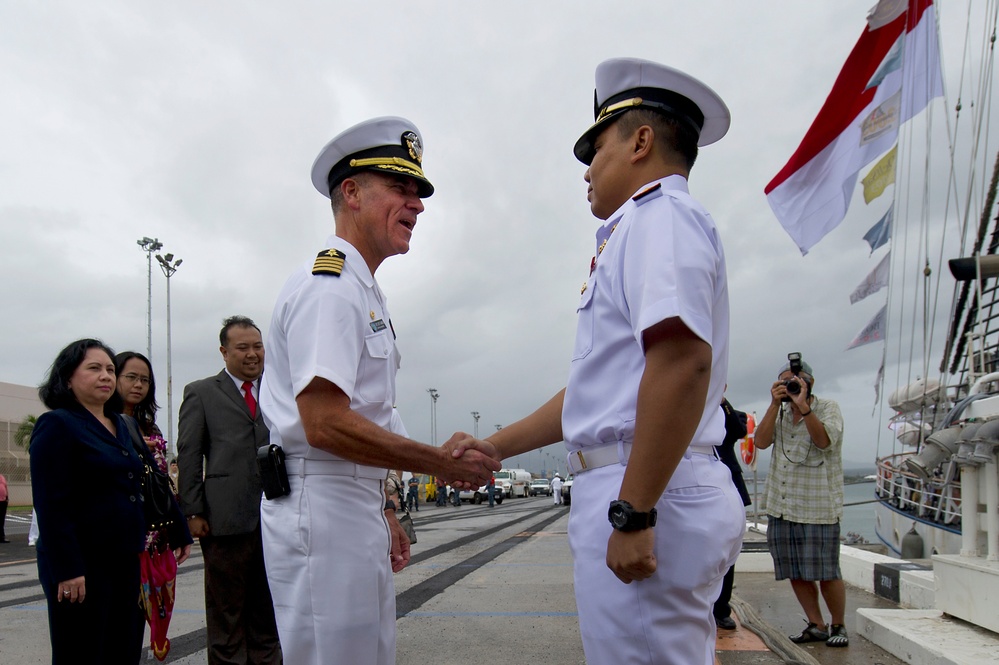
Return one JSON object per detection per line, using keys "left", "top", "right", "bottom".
{"left": 440, "top": 432, "right": 502, "bottom": 491}
{"left": 438, "top": 389, "right": 565, "bottom": 493}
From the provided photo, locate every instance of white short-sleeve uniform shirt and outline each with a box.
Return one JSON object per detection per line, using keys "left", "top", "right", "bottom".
{"left": 260, "top": 236, "right": 402, "bottom": 462}
{"left": 562, "top": 175, "right": 729, "bottom": 452}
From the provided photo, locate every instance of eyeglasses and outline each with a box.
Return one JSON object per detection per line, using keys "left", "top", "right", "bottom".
{"left": 121, "top": 374, "right": 151, "bottom": 385}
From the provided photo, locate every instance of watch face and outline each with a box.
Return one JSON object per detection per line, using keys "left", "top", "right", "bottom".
{"left": 610, "top": 508, "right": 628, "bottom": 528}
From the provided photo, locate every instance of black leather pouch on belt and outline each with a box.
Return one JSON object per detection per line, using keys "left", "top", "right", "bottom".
{"left": 256, "top": 444, "right": 291, "bottom": 500}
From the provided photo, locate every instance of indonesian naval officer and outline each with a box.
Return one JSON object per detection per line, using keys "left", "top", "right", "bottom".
{"left": 447, "top": 58, "right": 746, "bottom": 665}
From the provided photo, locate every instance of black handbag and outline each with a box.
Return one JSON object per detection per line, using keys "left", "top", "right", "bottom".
{"left": 398, "top": 509, "right": 417, "bottom": 544}
{"left": 123, "top": 417, "right": 178, "bottom": 532}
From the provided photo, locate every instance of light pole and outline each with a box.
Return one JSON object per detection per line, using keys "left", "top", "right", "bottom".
{"left": 471, "top": 411, "right": 480, "bottom": 438}
{"left": 137, "top": 237, "right": 162, "bottom": 359}
{"left": 156, "top": 252, "right": 183, "bottom": 453}
{"left": 427, "top": 388, "right": 440, "bottom": 445}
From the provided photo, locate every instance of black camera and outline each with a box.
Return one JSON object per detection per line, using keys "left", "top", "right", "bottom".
{"left": 781, "top": 352, "right": 804, "bottom": 402}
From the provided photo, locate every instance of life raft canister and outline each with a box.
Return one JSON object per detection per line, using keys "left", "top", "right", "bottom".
{"left": 740, "top": 413, "right": 757, "bottom": 466}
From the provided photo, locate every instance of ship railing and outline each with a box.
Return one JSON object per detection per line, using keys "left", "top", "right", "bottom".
{"left": 875, "top": 453, "right": 962, "bottom": 526}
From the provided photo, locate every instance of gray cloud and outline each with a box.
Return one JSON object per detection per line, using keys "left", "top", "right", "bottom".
{"left": 2, "top": 0, "right": 995, "bottom": 473}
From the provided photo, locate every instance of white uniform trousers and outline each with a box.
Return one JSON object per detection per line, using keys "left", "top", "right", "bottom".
{"left": 261, "top": 473, "right": 395, "bottom": 665}
{"left": 568, "top": 451, "right": 744, "bottom": 665}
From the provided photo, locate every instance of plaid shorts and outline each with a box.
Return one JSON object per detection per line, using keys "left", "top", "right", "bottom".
{"left": 766, "top": 516, "right": 842, "bottom": 581}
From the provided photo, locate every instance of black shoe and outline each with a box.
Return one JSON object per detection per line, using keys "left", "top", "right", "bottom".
{"left": 826, "top": 624, "right": 849, "bottom": 647}
{"left": 789, "top": 622, "right": 828, "bottom": 643}
{"left": 716, "top": 616, "right": 737, "bottom": 630}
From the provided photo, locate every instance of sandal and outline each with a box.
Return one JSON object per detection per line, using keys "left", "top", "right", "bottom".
{"left": 826, "top": 624, "right": 849, "bottom": 647}
{"left": 789, "top": 622, "right": 829, "bottom": 643}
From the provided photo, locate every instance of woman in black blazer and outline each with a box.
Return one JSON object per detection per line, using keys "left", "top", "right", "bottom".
{"left": 30, "top": 339, "right": 192, "bottom": 665}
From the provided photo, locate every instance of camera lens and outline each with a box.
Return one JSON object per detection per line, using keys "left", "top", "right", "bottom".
{"left": 784, "top": 379, "right": 801, "bottom": 395}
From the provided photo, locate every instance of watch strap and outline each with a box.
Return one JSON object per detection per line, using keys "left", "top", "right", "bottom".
{"left": 608, "top": 500, "right": 658, "bottom": 532}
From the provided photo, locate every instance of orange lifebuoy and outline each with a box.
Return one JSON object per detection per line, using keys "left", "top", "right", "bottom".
{"left": 740, "top": 413, "right": 757, "bottom": 466}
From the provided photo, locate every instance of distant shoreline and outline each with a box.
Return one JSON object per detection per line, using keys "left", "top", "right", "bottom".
{"left": 746, "top": 475, "right": 876, "bottom": 486}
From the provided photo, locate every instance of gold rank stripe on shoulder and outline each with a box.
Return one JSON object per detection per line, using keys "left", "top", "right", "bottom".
{"left": 312, "top": 248, "right": 346, "bottom": 276}
{"left": 632, "top": 182, "right": 662, "bottom": 203}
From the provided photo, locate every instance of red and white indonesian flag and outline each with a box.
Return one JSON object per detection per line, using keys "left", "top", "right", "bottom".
{"left": 765, "top": 0, "right": 943, "bottom": 255}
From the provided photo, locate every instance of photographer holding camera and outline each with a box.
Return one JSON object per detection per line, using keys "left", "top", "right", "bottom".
{"left": 755, "top": 353, "right": 848, "bottom": 648}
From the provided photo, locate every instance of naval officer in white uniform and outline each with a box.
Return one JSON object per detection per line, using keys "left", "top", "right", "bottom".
{"left": 258, "top": 116, "right": 500, "bottom": 665}
{"left": 447, "top": 59, "right": 745, "bottom": 664}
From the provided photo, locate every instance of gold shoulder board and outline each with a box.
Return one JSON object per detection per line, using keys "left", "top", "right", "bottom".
{"left": 312, "top": 249, "right": 346, "bottom": 276}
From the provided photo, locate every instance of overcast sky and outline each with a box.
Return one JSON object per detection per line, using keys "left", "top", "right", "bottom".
{"left": 2, "top": 1, "right": 996, "bottom": 473}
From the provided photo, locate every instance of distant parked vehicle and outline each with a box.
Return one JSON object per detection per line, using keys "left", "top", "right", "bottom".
{"left": 455, "top": 484, "right": 504, "bottom": 505}
{"left": 494, "top": 468, "right": 531, "bottom": 498}
{"left": 493, "top": 469, "right": 531, "bottom": 499}
{"left": 424, "top": 476, "right": 438, "bottom": 503}
{"left": 530, "top": 478, "right": 551, "bottom": 496}
{"left": 561, "top": 475, "right": 574, "bottom": 506}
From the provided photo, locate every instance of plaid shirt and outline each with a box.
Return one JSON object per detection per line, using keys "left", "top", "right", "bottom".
{"left": 763, "top": 396, "right": 844, "bottom": 524}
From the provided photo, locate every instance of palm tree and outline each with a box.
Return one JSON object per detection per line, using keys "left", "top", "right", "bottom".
{"left": 14, "top": 415, "right": 37, "bottom": 451}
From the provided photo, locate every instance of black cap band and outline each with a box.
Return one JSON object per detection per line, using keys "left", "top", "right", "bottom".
{"left": 597, "top": 87, "right": 705, "bottom": 136}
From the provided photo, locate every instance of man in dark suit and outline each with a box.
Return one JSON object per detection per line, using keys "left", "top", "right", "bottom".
{"left": 713, "top": 397, "right": 752, "bottom": 630}
{"left": 178, "top": 316, "right": 282, "bottom": 664}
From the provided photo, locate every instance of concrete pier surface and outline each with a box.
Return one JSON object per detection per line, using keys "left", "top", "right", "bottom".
{"left": 1, "top": 501, "right": 915, "bottom": 664}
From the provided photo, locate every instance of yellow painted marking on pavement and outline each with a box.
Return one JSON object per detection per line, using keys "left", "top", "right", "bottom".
{"left": 0, "top": 558, "right": 37, "bottom": 567}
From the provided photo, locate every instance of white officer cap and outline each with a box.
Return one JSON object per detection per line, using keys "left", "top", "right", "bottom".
{"left": 311, "top": 116, "right": 434, "bottom": 198}
{"left": 574, "top": 57, "right": 731, "bottom": 165}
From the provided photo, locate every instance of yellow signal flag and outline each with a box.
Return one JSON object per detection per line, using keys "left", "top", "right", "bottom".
{"left": 861, "top": 145, "right": 897, "bottom": 204}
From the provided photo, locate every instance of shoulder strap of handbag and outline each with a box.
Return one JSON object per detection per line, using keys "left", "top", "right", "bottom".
{"left": 121, "top": 415, "right": 148, "bottom": 461}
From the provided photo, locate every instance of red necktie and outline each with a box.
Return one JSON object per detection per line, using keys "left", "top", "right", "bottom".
{"left": 242, "top": 381, "right": 257, "bottom": 419}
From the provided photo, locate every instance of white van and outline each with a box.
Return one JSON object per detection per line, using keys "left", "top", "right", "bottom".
{"left": 494, "top": 468, "right": 532, "bottom": 498}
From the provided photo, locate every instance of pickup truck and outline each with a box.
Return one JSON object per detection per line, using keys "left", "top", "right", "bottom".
{"left": 456, "top": 484, "right": 504, "bottom": 505}
{"left": 530, "top": 478, "right": 551, "bottom": 496}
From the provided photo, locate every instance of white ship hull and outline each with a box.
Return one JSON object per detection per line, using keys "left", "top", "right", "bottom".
{"left": 873, "top": 491, "right": 962, "bottom": 556}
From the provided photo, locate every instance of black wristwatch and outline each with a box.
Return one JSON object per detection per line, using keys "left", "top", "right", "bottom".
{"left": 384, "top": 500, "right": 396, "bottom": 511}
{"left": 608, "top": 500, "right": 658, "bottom": 532}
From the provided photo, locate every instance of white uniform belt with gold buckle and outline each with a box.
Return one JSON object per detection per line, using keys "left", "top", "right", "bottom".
{"left": 566, "top": 442, "right": 717, "bottom": 475}
{"left": 284, "top": 457, "right": 388, "bottom": 480}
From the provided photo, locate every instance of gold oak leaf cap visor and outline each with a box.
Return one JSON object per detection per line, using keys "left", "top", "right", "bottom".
{"left": 573, "top": 57, "right": 731, "bottom": 165}
{"left": 311, "top": 116, "right": 434, "bottom": 198}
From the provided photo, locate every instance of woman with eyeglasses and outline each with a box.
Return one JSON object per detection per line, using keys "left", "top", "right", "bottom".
{"left": 113, "top": 350, "right": 189, "bottom": 660}
{"left": 115, "top": 352, "right": 161, "bottom": 451}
